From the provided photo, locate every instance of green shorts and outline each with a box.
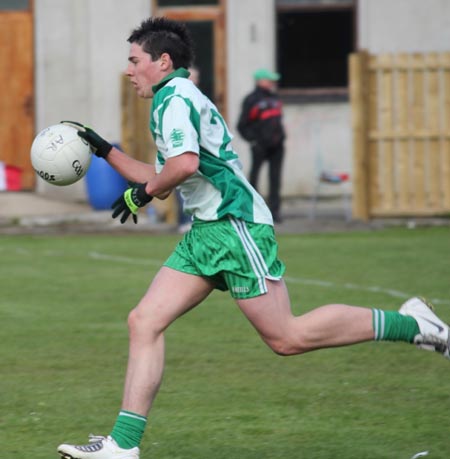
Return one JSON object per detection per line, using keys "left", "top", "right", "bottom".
{"left": 164, "top": 217, "right": 285, "bottom": 299}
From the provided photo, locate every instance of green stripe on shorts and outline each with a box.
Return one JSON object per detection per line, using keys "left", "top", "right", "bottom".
{"left": 164, "top": 217, "right": 285, "bottom": 299}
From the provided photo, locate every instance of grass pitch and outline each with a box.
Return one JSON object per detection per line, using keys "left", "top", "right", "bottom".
{"left": 1, "top": 227, "right": 449, "bottom": 459}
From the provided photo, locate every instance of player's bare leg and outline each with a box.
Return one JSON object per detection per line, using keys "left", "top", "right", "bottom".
{"left": 58, "top": 267, "right": 214, "bottom": 459}
{"left": 237, "top": 279, "right": 449, "bottom": 359}
{"left": 237, "top": 278, "right": 379, "bottom": 355}
{"left": 121, "top": 267, "right": 215, "bottom": 415}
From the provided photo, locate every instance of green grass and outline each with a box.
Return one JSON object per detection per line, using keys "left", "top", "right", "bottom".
{"left": 1, "top": 227, "right": 449, "bottom": 459}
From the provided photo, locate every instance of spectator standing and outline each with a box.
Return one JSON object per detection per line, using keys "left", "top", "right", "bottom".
{"left": 237, "top": 69, "right": 285, "bottom": 222}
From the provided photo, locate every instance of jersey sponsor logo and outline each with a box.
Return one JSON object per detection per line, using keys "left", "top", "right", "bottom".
{"left": 170, "top": 128, "right": 185, "bottom": 148}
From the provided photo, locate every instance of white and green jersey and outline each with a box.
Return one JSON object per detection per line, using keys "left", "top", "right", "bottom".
{"left": 150, "top": 68, "right": 273, "bottom": 225}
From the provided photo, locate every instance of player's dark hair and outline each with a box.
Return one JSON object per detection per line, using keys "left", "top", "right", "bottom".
{"left": 128, "top": 17, "right": 194, "bottom": 69}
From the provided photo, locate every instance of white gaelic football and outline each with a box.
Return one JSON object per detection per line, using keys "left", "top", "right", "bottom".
{"left": 31, "top": 123, "right": 92, "bottom": 186}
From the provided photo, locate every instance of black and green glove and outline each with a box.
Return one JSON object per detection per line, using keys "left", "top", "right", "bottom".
{"left": 111, "top": 182, "right": 153, "bottom": 224}
{"left": 60, "top": 121, "right": 113, "bottom": 158}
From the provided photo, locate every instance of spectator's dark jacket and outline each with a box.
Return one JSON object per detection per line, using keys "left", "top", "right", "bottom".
{"left": 237, "top": 86, "right": 285, "bottom": 148}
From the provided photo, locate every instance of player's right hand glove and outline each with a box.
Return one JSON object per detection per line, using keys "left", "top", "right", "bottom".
{"left": 60, "top": 121, "right": 113, "bottom": 159}
{"left": 111, "top": 182, "right": 153, "bottom": 224}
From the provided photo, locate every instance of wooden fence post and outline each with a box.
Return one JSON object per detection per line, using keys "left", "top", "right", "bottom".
{"left": 442, "top": 52, "right": 450, "bottom": 210}
{"left": 349, "top": 51, "right": 370, "bottom": 220}
{"left": 350, "top": 50, "right": 450, "bottom": 219}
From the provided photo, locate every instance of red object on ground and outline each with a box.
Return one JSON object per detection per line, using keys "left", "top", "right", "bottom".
{"left": 0, "top": 162, "right": 22, "bottom": 191}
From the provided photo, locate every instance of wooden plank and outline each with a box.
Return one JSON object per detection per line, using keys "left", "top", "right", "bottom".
{"left": 120, "top": 75, "right": 133, "bottom": 156}
{"left": 441, "top": 53, "right": 450, "bottom": 209}
{"left": 425, "top": 53, "right": 441, "bottom": 209}
{"left": 349, "top": 51, "right": 369, "bottom": 220}
{"left": 378, "top": 54, "right": 395, "bottom": 212}
{"left": 368, "top": 54, "right": 381, "bottom": 213}
{"left": 394, "top": 53, "right": 411, "bottom": 211}
{"left": 368, "top": 131, "right": 450, "bottom": 140}
{"left": 137, "top": 97, "right": 153, "bottom": 163}
{"left": 410, "top": 54, "right": 427, "bottom": 210}
{"left": 370, "top": 208, "right": 448, "bottom": 217}
{"left": 121, "top": 74, "right": 153, "bottom": 161}
{"left": 350, "top": 50, "right": 450, "bottom": 218}
{"left": 369, "top": 60, "right": 450, "bottom": 71}
{"left": 442, "top": 137, "right": 450, "bottom": 210}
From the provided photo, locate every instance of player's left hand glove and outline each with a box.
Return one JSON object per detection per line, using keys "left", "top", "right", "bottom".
{"left": 111, "top": 182, "right": 153, "bottom": 224}
{"left": 60, "top": 121, "right": 113, "bottom": 159}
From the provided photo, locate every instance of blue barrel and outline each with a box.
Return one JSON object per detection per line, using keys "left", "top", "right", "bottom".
{"left": 85, "top": 145, "right": 128, "bottom": 210}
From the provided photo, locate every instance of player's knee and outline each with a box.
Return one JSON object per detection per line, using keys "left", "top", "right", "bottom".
{"left": 127, "top": 307, "right": 161, "bottom": 337}
{"left": 127, "top": 308, "right": 142, "bottom": 334}
{"left": 265, "top": 336, "right": 307, "bottom": 356}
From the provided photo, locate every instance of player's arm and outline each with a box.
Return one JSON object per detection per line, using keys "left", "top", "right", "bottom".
{"left": 127, "top": 94, "right": 200, "bottom": 199}
{"left": 111, "top": 151, "right": 198, "bottom": 224}
{"left": 112, "top": 95, "right": 200, "bottom": 222}
{"left": 109, "top": 150, "right": 198, "bottom": 200}
{"left": 60, "top": 121, "right": 156, "bottom": 185}
{"left": 105, "top": 146, "right": 157, "bottom": 185}
{"left": 145, "top": 151, "right": 198, "bottom": 199}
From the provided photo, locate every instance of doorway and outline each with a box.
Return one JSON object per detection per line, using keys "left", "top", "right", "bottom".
{"left": 152, "top": 0, "right": 227, "bottom": 117}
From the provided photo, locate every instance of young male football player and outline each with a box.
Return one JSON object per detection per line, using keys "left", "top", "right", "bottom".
{"left": 57, "top": 17, "right": 449, "bottom": 459}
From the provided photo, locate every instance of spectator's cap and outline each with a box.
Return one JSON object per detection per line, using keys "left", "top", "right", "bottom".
{"left": 253, "top": 68, "right": 281, "bottom": 81}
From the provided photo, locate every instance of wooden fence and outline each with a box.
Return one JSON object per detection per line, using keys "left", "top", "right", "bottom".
{"left": 350, "top": 51, "right": 450, "bottom": 220}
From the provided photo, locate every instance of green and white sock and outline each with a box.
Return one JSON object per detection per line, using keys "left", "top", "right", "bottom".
{"left": 372, "top": 309, "right": 420, "bottom": 343}
{"left": 111, "top": 410, "right": 147, "bottom": 449}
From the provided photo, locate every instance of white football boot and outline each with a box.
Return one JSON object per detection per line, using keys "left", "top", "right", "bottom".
{"left": 58, "top": 435, "right": 139, "bottom": 459}
{"left": 399, "top": 297, "right": 450, "bottom": 359}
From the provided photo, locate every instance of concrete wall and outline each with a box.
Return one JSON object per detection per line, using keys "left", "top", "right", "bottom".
{"left": 281, "top": 103, "right": 352, "bottom": 195}
{"left": 358, "top": 0, "right": 450, "bottom": 53}
{"left": 34, "top": 0, "right": 150, "bottom": 199}
{"left": 226, "top": 0, "right": 282, "bottom": 194}
{"left": 33, "top": 0, "right": 450, "bottom": 202}
{"left": 227, "top": 0, "right": 350, "bottom": 197}
{"left": 226, "top": 0, "right": 450, "bottom": 198}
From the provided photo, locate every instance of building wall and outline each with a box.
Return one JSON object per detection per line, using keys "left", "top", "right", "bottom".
{"left": 34, "top": 0, "right": 450, "bottom": 201}
{"left": 227, "top": 0, "right": 450, "bottom": 198}
{"left": 34, "top": 0, "right": 150, "bottom": 199}
{"left": 227, "top": 0, "right": 285, "bottom": 193}
{"left": 227, "top": 0, "right": 351, "bottom": 196}
{"left": 358, "top": 0, "right": 450, "bottom": 53}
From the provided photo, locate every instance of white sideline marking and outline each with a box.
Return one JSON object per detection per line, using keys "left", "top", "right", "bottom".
{"left": 88, "top": 251, "right": 162, "bottom": 267}
{"left": 87, "top": 251, "right": 450, "bottom": 305}
{"left": 410, "top": 452, "right": 429, "bottom": 459}
{"left": 7, "top": 246, "right": 448, "bottom": 305}
{"left": 284, "top": 276, "right": 448, "bottom": 305}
